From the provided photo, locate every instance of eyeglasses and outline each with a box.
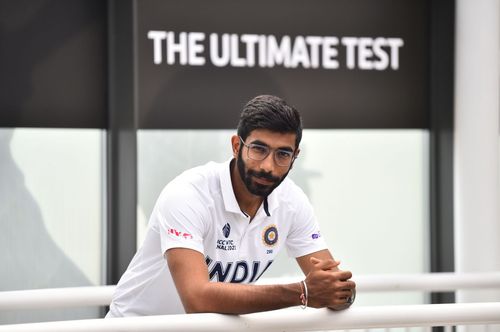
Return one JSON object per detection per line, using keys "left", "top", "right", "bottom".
{"left": 239, "top": 136, "right": 296, "bottom": 167}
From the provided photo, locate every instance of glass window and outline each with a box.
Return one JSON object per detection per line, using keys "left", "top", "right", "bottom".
{"left": 0, "top": 128, "right": 105, "bottom": 323}
{"left": 137, "top": 130, "right": 233, "bottom": 244}
{"left": 137, "top": 129, "right": 429, "bottom": 306}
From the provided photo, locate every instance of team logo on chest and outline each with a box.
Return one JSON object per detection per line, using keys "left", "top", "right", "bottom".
{"left": 217, "top": 222, "right": 236, "bottom": 251}
{"left": 262, "top": 224, "right": 278, "bottom": 247}
{"left": 222, "top": 223, "right": 231, "bottom": 238}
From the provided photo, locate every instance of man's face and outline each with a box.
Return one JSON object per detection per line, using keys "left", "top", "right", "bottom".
{"left": 235, "top": 129, "right": 298, "bottom": 197}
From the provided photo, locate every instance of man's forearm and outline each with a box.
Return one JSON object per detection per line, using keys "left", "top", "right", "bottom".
{"left": 167, "top": 248, "right": 355, "bottom": 314}
{"left": 181, "top": 282, "right": 302, "bottom": 314}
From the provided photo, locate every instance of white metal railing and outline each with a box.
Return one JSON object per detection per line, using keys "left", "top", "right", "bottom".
{"left": 2, "top": 272, "right": 499, "bottom": 311}
{"left": 0, "top": 286, "right": 115, "bottom": 311}
{"left": 0, "top": 302, "right": 499, "bottom": 331}
{"left": 260, "top": 271, "right": 500, "bottom": 292}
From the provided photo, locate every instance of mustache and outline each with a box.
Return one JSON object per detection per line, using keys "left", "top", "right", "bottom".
{"left": 247, "top": 169, "right": 280, "bottom": 182}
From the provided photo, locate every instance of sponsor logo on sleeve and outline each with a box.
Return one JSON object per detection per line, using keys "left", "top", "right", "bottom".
{"left": 311, "top": 231, "right": 321, "bottom": 240}
{"left": 167, "top": 227, "right": 193, "bottom": 240}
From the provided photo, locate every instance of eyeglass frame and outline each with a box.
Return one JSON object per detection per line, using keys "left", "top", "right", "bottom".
{"left": 239, "top": 136, "right": 297, "bottom": 167}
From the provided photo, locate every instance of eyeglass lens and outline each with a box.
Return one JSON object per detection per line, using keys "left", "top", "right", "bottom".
{"left": 247, "top": 144, "right": 293, "bottom": 166}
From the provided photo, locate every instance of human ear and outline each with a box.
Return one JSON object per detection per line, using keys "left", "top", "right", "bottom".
{"left": 231, "top": 135, "right": 240, "bottom": 158}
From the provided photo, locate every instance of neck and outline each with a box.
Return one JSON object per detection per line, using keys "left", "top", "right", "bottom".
{"left": 230, "top": 159, "right": 263, "bottom": 218}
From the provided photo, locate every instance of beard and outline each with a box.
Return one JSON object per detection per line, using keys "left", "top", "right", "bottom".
{"left": 236, "top": 149, "right": 289, "bottom": 197}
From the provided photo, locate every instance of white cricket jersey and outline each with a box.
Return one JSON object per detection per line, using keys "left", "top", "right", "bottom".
{"left": 107, "top": 159, "right": 327, "bottom": 317}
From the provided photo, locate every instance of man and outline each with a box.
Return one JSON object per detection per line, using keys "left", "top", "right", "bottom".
{"left": 107, "top": 95, "right": 355, "bottom": 317}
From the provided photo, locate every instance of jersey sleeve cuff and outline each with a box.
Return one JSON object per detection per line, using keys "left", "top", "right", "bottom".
{"left": 162, "top": 242, "right": 205, "bottom": 257}
{"left": 287, "top": 240, "right": 328, "bottom": 258}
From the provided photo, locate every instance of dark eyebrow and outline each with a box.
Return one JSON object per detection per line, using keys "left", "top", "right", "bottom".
{"left": 277, "top": 147, "right": 294, "bottom": 153}
{"left": 250, "top": 139, "right": 294, "bottom": 152}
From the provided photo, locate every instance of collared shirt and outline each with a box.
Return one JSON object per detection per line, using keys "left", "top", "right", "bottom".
{"left": 107, "top": 159, "right": 327, "bottom": 317}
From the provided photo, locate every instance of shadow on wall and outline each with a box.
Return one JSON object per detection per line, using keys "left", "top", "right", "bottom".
{"left": 0, "top": 130, "right": 98, "bottom": 323}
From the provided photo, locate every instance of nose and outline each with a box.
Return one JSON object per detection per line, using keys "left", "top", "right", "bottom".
{"left": 259, "top": 152, "right": 275, "bottom": 173}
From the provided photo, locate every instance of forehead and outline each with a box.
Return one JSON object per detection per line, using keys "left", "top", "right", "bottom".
{"left": 246, "top": 129, "right": 297, "bottom": 149}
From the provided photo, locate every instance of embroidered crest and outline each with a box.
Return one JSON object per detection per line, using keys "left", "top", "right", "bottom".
{"left": 262, "top": 225, "right": 278, "bottom": 247}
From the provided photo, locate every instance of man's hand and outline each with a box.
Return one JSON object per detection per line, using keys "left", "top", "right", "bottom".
{"left": 304, "top": 257, "right": 356, "bottom": 310}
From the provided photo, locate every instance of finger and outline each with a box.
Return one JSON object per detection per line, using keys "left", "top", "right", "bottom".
{"left": 332, "top": 295, "right": 352, "bottom": 304}
{"left": 310, "top": 257, "right": 340, "bottom": 270}
{"left": 336, "top": 280, "right": 356, "bottom": 290}
{"left": 310, "top": 257, "right": 340, "bottom": 266}
{"left": 310, "top": 257, "right": 321, "bottom": 264}
{"left": 332, "top": 297, "right": 353, "bottom": 306}
{"left": 333, "top": 290, "right": 352, "bottom": 299}
{"left": 333, "top": 270, "right": 353, "bottom": 281}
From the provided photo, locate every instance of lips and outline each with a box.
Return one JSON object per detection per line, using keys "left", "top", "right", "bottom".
{"left": 252, "top": 175, "right": 277, "bottom": 185}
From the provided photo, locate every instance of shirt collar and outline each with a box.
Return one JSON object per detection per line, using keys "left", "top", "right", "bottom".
{"left": 219, "top": 159, "right": 242, "bottom": 214}
{"left": 219, "top": 158, "right": 280, "bottom": 216}
{"left": 265, "top": 187, "right": 280, "bottom": 216}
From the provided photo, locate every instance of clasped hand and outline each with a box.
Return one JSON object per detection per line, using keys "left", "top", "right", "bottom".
{"left": 304, "top": 257, "right": 356, "bottom": 310}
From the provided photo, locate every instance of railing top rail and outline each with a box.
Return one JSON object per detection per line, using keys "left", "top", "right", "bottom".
{"left": 259, "top": 271, "right": 500, "bottom": 292}
{"left": 0, "top": 286, "right": 115, "bottom": 310}
{"left": 0, "top": 272, "right": 499, "bottom": 311}
{"left": 1, "top": 302, "right": 499, "bottom": 332}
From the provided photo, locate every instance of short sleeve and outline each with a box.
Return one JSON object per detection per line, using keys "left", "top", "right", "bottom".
{"left": 154, "top": 181, "right": 207, "bottom": 256}
{"left": 285, "top": 193, "right": 328, "bottom": 258}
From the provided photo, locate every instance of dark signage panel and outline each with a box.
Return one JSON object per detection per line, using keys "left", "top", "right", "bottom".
{"left": 0, "top": 0, "right": 107, "bottom": 128}
{"left": 137, "top": 0, "right": 429, "bottom": 129}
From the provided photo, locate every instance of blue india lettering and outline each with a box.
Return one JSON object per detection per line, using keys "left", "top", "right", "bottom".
{"left": 205, "top": 256, "right": 273, "bottom": 283}
{"left": 230, "top": 261, "right": 248, "bottom": 283}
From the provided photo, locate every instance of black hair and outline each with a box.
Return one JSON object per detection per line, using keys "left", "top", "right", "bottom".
{"left": 237, "top": 95, "right": 302, "bottom": 149}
